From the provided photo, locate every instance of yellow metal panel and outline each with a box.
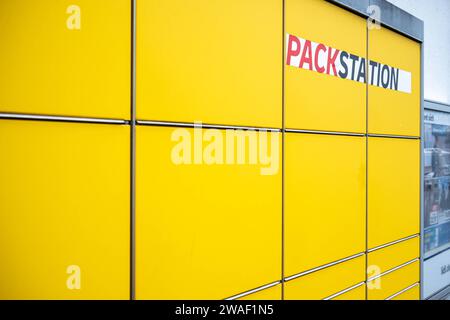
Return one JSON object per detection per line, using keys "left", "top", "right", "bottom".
{"left": 0, "top": 120, "right": 130, "bottom": 299}
{"left": 285, "top": 0, "right": 366, "bottom": 133}
{"left": 367, "top": 261, "right": 419, "bottom": 300}
{"left": 368, "top": 137, "right": 420, "bottom": 249}
{"left": 136, "top": 126, "right": 281, "bottom": 299}
{"left": 331, "top": 285, "right": 365, "bottom": 300}
{"left": 238, "top": 285, "right": 281, "bottom": 300}
{"left": 368, "top": 27, "right": 421, "bottom": 136}
{"left": 368, "top": 237, "right": 419, "bottom": 274}
{"left": 137, "top": 0, "right": 282, "bottom": 128}
{"left": 0, "top": 0, "right": 130, "bottom": 119}
{"left": 284, "top": 255, "right": 365, "bottom": 300}
{"left": 285, "top": 133, "right": 366, "bottom": 275}
{"left": 391, "top": 285, "right": 420, "bottom": 300}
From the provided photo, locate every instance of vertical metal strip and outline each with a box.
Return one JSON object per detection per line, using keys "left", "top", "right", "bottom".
{"left": 365, "top": 19, "right": 370, "bottom": 301}
{"left": 419, "top": 40, "right": 425, "bottom": 300}
{"left": 130, "top": 0, "right": 137, "bottom": 301}
{"left": 281, "top": 0, "right": 286, "bottom": 300}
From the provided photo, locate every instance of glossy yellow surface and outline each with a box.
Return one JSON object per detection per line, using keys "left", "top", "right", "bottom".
{"left": 391, "top": 285, "right": 420, "bottom": 300}
{"left": 285, "top": 0, "right": 366, "bottom": 133}
{"left": 368, "top": 137, "right": 420, "bottom": 249}
{"left": 368, "top": 26, "right": 421, "bottom": 136}
{"left": 0, "top": 0, "right": 130, "bottom": 119}
{"left": 238, "top": 285, "right": 281, "bottom": 300}
{"left": 368, "top": 237, "right": 419, "bottom": 274}
{"left": 331, "top": 284, "right": 365, "bottom": 300}
{"left": 136, "top": 126, "right": 281, "bottom": 299}
{"left": 284, "top": 255, "right": 365, "bottom": 300}
{"left": 0, "top": 0, "right": 424, "bottom": 301}
{"left": 367, "top": 261, "right": 419, "bottom": 300}
{"left": 0, "top": 120, "right": 130, "bottom": 299}
{"left": 285, "top": 133, "right": 366, "bottom": 275}
{"left": 137, "top": 0, "right": 282, "bottom": 127}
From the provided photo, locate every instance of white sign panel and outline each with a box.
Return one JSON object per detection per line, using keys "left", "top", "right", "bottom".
{"left": 286, "top": 33, "right": 412, "bottom": 93}
{"left": 423, "top": 249, "right": 450, "bottom": 298}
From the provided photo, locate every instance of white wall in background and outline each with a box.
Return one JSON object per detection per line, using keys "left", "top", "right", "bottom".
{"left": 388, "top": 0, "right": 450, "bottom": 105}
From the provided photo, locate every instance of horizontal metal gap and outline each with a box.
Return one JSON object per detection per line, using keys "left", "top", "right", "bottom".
{"left": 367, "top": 234, "right": 420, "bottom": 253}
{"left": 368, "top": 133, "right": 420, "bottom": 140}
{"left": 367, "top": 258, "right": 419, "bottom": 282}
{"left": 0, "top": 112, "right": 128, "bottom": 125}
{"left": 135, "top": 122, "right": 422, "bottom": 141}
{"left": 285, "top": 128, "right": 365, "bottom": 137}
{"left": 385, "top": 282, "right": 419, "bottom": 300}
{"left": 323, "top": 281, "right": 366, "bottom": 300}
{"left": 224, "top": 281, "right": 281, "bottom": 300}
{"left": 284, "top": 252, "right": 365, "bottom": 282}
{"left": 137, "top": 120, "right": 281, "bottom": 132}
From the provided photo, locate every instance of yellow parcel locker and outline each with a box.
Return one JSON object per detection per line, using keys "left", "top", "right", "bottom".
{"left": 0, "top": 0, "right": 130, "bottom": 119}
{"left": 136, "top": 126, "right": 281, "bottom": 299}
{"left": 285, "top": 133, "right": 366, "bottom": 276}
{"left": 368, "top": 137, "right": 420, "bottom": 249}
{"left": 368, "top": 236, "right": 419, "bottom": 274}
{"left": 0, "top": 120, "right": 129, "bottom": 299}
{"left": 367, "top": 260, "right": 419, "bottom": 300}
{"left": 136, "top": 0, "right": 281, "bottom": 128}
{"left": 284, "top": 254, "right": 365, "bottom": 300}
{"left": 285, "top": 0, "right": 366, "bottom": 133}
{"left": 238, "top": 285, "right": 281, "bottom": 300}
{"left": 391, "top": 284, "right": 420, "bottom": 300}
{"left": 368, "top": 26, "right": 421, "bottom": 136}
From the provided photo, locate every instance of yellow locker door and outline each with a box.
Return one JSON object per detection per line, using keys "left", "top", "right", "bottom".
{"left": 368, "top": 236, "right": 419, "bottom": 274}
{"left": 368, "top": 26, "right": 421, "bottom": 136}
{"left": 368, "top": 137, "right": 420, "bottom": 249}
{"left": 0, "top": 0, "right": 130, "bottom": 119}
{"left": 136, "top": 126, "right": 281, "bottom": 299}
{"left": 0, "top": 120, "right": 129, "bottom": 299}
{"left": 367, "top": 260, "right": 419, "bottom": 300}
{"left": 136, "top": 0, "right": 281, "bottom": 128}
{"left": 284, "top": 255, "right": 365, "bottom": 300}
{"left": 285, "top": 0, "right": 366, "bottom": 133}
{"left": 285, "top": 133, "right": 366, "bottom": 276}
{"left": 390, "top": 284, "right": 420, "bottom": 300}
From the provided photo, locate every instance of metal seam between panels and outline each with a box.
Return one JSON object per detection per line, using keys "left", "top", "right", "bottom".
{"left": 365, "top": 22, "right": 369, "bottom": 301}
{"left": 0, "top": 112, "right": 128, "bottom": 124}
{"left": 385, "top": 282, "right": 420, "bottom": 300}
{"left": 285, "top": 128, "right": 365, "bottom": 137}
{"left": 136, "top": 120, "right": 281, "bottom": 132}
{"left": 130, "top": 0, "right": 136, "bottom": 301}
{"left": 285, "top": 129, "right": 420, "bottom": 140}
{"left": 224, "top": 281, "right": 282, "bottom": 301}
{"left": 281, "top": 0, "right": 286, "bottom": 301}
{"left": 367, "top": 234, "right": 420, "bottom": 253}
{"left": 368, "top": 133, "right": 420, "bottom": 140}
{"left": 323, "top": 281, "right": 366, "bottom": 300}
{"left": 284, "top": 252, "right": 365, "bottom": 282}
{"left": 419, "top": 40, "right": 425, "bottom": 300}
{"left": 136, "top": 120, "right": 422, "bottom": 141}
